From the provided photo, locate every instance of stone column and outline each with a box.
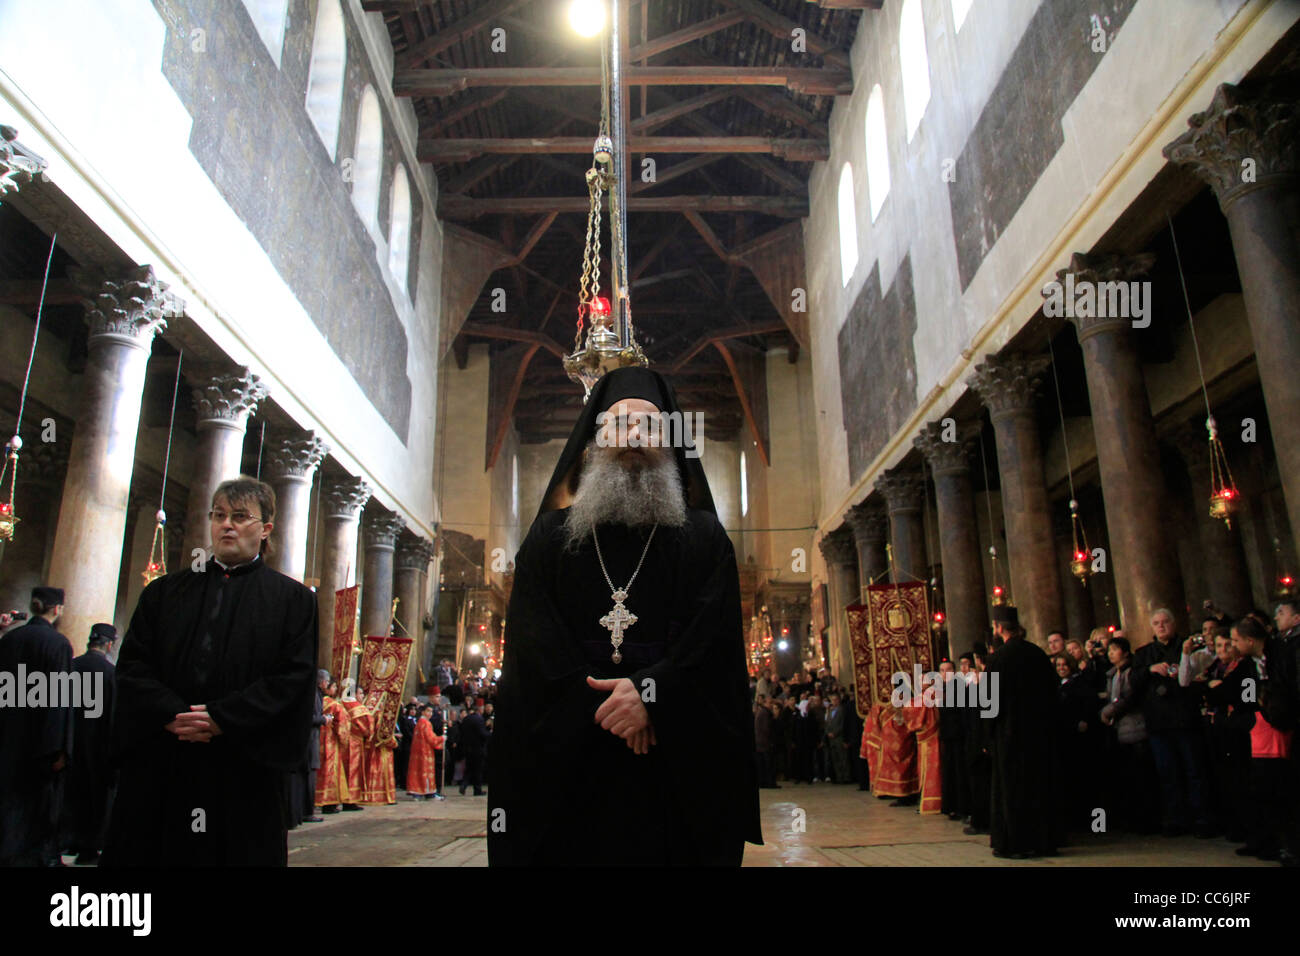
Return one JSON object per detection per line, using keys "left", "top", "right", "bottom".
{"left": 3, "top": 442, "right": 69, "bottom": 615}
{"left": 263, "top": 429, "right": 328, "bottom": 582}
{"left": 0, "top": 125, "right": 44, "bottom": 198}
{"left": 876, "top": 468, "right": 927, "bottom": 584}
{"left": 47, "top": 266, "right": 180, "bottom": 654}
{"left": 317, "top": 475, "right": 371, "bottom": 671}
{"left": 969, "top": 354, "right": 1066, "bottom": 646}
{"left": 915, "top": 422, "right": 988, "bottom": 658}
{"left": 1052, "top": 506, "right": 1096, "bottom": 644}
{"left": 846, "top": 501, "right": 888, "bottom": 595}
{"left": 360, "top": 505, "right": 406, "bottom": 640}
{"left": 1058, "top": 252, "right": 1187, "bottom": 636}
{"left": 395, "top": 531, "right": 436, "bottom": 698}
{"left": 1165, "top": 79, "right": 1300, "bottom": 546}
{"left": 180, "top": 368, "right": 267, "bottom": 559}
{"left": 818, "top": 529, "right": 859, "bottom": 684}
{"left": 1169, "top": 421, "right": 1253, "bottom": 617}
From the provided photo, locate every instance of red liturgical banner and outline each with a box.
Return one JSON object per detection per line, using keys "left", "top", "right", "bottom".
{"left": 848, "top": 581, "right": 933, "bottom": 710}
{"left": 330, "top": 585, "right": 360, "bottom": 687}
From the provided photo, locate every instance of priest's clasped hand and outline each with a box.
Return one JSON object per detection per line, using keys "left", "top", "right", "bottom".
{"left": 588, "top": 676, "right": 654, "bottom": 753}
{"left": 165, "top": 704, "right": 224, "bottom": 743}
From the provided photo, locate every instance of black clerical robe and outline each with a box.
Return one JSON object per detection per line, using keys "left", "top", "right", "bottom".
{"left": 62, "top": 649, "right": 117, "bottom": 853}
{"left": 0, "top": 617, "right": 74, "bottom": 866}
{"left": 101, "top": 555, "right": 318, "bottom": 866}
{"left": 987, "top": 637, "right": 1060, "bottom": 856}
{"left": 488, "top": 507, "right": 762, "bottom": 865}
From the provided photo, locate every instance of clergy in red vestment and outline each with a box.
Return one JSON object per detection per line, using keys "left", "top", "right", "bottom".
{"left": 862, "top": 702, "right": 918, "bottom": 796}
{"left": 315, "top": 689, "right": 352, "bottom": 809}
{"left": 360, "top": 691, "right": 398, "bottom": 805}
{"left": 339, "top": 680, "right": 373, "bottom": 810}
{"left": 406, "top": 705, "right": 443, "bottom": 798}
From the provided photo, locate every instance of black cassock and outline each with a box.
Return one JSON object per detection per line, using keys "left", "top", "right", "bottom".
{"left": 987, "top": 636, "right": 1060, "bottom": 856}
{"left": 0, "top": 617, "right": 74, "bottom": 866}
{"left": 488, "top": 506, "right": 762, "bottom": 865}
{"left": 101, "top": 555, "right": 318, "bottom": 866}
{"left": 62, "top": 650, "right": 117, "bottom": 854}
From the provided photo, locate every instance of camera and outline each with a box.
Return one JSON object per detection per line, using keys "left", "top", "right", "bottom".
{"left": 5, "top": 609, "right": 27, "bottom": 621}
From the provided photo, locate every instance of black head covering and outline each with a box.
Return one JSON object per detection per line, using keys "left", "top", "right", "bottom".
{"left": 991, "top": 604, "right": 1020, "bottom": 626}
{"left": 534, "top": 367, "right": 716, "bottom": 523}
{"left": 88, "top": 623, "right": 117, "bottom": 645}
{"left": 31, "top": 586, "right": 64, "bottom": 605}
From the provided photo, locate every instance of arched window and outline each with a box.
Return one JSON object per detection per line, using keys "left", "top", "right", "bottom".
{"left": 511, "top": 453, "right": 519, "bottom": 520}
{"left": 740, "top": 450, "right": 749, "bottom": 518}
{"left": 388, "top": 165, "right": 412, "bottom": 289}
{"left": 837, "top": 162, "right": 858, "bottom": 288}
{"left": 866, "top": 85, "right": 891, "bottom": 222}
{"left": 952, "top": 0, "right": 974, "bottom": 31}
{"left": 899, "top": 0, "right": 931, "bottom": 141}
{"left": 351, "top": 86, "right": 383, "bottom": 229}
{"left": 240, "top": 0, "right": 288, "bottom": 66}
{"left": 305, "top": 0, "right": 346, "bottom": 158}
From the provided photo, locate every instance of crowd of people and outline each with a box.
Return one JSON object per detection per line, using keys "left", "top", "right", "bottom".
{"left": 766, "top": 600, "right": 1299, "bottom": 866}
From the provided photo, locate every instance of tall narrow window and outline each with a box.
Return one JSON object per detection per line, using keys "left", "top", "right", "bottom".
{"left": 837, "top": 162, "right": 858, "bottom": 288}
{"left": 304, "top": 0, "right": 346, "bottom": 158}
{"left": 952, "top": 0, "right": 974, "bottom": 31}
{"left": 351, "top": 86, "right": 383, "bottom": 229}
{"left": 388, "top": 164, "right": 412, "bottom": 290}
{"left": 899, "top": 0, "right": 931, "bottom": 141}
{"left": 866, "top": 85, "right": 891, "bottom": 221}
{"left": 740, "top": 450, "right": 749, "bottom": 518}
{"left": 511, "top": 453, "right": 519, "bottom": 521}
{"left": 240, "top": 0, "right": 288, "bottom": 66}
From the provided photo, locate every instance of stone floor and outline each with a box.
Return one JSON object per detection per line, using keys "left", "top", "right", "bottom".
{"left": 287, "top": 781, "right": 1274, "bottom": 867}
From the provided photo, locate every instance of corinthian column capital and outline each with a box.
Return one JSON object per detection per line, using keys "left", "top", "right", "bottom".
{"left": 846, "top": 501, "right": 888, "bottom": 545}
{"left": 1051, "top": 251, "right": 1157, "bottom": 341}
{"left": 263, "top": 429, "right": 329, "bottom": 480}
{"left": 191, "top": 367, "right": 268, "bottom": 426}
{"left": 323, "top": 475, "right": 372, "bottom": 519}
{"left": 362, "top": 506, "right": 405, "bottom": 551}
{"left": 913, "top": 420, "right": 976, "bottom": 476}
{"left": 0, "top": 125, "right": 45, "bottom": 197}
{"left": 1163, "top": 78, "right": 1300, "bottom": 207}
{"left": 968, "top": 353, "right": 1050, "bottom": 419}
{"left": 71, "top": 265, "right": 183, "bottom": 346}
{"left": 818, "top": 528, "right": 857, "bottom": 568}
{"left": 396, "top": 530, "right": 437, "bottom": 572}
{"left": 875, "top": 468, "right": 925, "bottom": 515}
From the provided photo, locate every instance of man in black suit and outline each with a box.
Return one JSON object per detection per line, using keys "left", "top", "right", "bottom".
{"left": 62, "top": 623, "right": 118, "bottom": 863}
{"left": 458, "top": 702, "right": 490, "bottom": 796}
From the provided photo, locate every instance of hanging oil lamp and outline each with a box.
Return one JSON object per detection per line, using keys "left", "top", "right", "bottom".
{"left": 1068, "top": 498, "right": 1091, "bottom": 585}
{"left": 1205, "top": 416, "right": 1239, "bottom": 527}
{"left": 988, "top": 545, "right": 1006, "bottom": 606}
{"left": 0, "top": 435, "right": 20, "bottom": 542}
{"left": 141, "top": 509, "right": 167, "bottom": 586}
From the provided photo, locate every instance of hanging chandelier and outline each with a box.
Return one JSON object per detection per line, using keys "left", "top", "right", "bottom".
{"left": 561, "top": 0, "right": 647, "bottom": 399}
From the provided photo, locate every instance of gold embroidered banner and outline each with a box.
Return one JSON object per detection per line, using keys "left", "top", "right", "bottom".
{"left": 330, "top": 585, "right": 359, "bottom": 687}
{"left": 359, "top": 635, "right": 413, "bottom": 743}
{"left": 848, "top": 581, "right": 933, "bottom": 711}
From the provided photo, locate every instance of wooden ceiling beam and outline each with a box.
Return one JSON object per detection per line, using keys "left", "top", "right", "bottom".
{"left": 459, "top": 321, "right": 567, "bottom": 360}
{"left": 629, "top": 11, "right": 748, "bottom": 61}
{"left": 714, "top": 339, "right": 770, "bottom": 466}
{"left": 420, "top": 136, "right": 828, "bottom": 162}
{"left": 737, "top": 88, "right": 829, "bottom": 138}
{"left": 668, "top": 320, "right": 785, "bottom": 373}
{"left": 682, "top": 210, "right": 732, "bottom": 265}
{"left": 630, "top": 220, "right": 682, "bottom": 280}
{"left": 395, "top": 66, "right": 853, "bottom": 98}
{"left": 438, "top": 194, "right": 808, "bottom": 218}
{"left": 629, "top": 154, "right": 726, "bottom": 194}
{"left": 422, "top": 88, "right": 512, "bottom": 137}
{"left": 717, "top": 0, "right": 851, "bottom": 68}
{"left": 396, "top": 0, "right": 533, "bottom": 70}
{"left": 630, "top": 88, "right": 732, "bottom": 133}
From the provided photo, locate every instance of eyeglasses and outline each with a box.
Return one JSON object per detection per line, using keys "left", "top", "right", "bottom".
{"left": 208, "top": 509, "right": 264, "bottom": 526}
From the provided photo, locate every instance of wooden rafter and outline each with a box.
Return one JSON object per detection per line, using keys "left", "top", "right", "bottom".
{"left": 395, "top": 66, "right": 853, "bottom": 98}
{"left": 439, "top": 194, "right": 808, "bottom": 218}
{"left": 628, "top": 11, "right": 748, "bottom": 60}
{"left": 713, "top": 340, "right": 770, "bottom": 466}
{"left": 419, "top": 136, "right": 828, "bottom": 162}
{"left": 396, "top": 0, "right": 533, "bottom": 70}
{"left": 717, "top": 0, "right": 851, "bottom": 68}
{"left": 460, "top": 321, "right": 567, "bottom": 360}
{"left": 668, "top": 320, "right": 785, "bottom": 373}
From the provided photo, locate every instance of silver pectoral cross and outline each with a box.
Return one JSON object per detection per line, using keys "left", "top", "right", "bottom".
{"left": 600, "top": 589, "right": 637, "bottom": 663}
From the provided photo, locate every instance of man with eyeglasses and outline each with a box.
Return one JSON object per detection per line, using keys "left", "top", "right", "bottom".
{"left": 101, "top": 476, "right": 318, "bottom": 866}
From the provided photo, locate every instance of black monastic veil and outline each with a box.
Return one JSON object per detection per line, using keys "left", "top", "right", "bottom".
{"left": 488, "top": 367, "right": 762, "bottom": 865}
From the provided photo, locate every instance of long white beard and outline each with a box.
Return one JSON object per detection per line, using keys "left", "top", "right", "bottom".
{"left": 561, "top": 442, "right": 688, "bottom": 551}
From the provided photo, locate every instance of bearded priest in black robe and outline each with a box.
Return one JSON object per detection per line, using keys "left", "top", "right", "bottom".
{"left": 101, "top": 476, "right": 318, "bottom": 866}
{"left": 488, "top": 367, "right": 762, "bottom": 865}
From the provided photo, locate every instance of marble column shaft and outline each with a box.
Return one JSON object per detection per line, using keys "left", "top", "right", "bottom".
{"left": 818, "top": 529, "right": 859, "bottom": 685}
{"left": 876, "top": 469, "right": 927, "bottom": 584}
{"left": 1060, "top": 253, "right": 1187, "bottom": 636}
{"left": 361, "top": 506, "right": 406, "bottom": 640}
{"left": 47, "top": 267, "right": 179, "bottom": 654}
{"left": 396, "top": 531, "right": 437, "bottom": 699}
{"left": 846, "top": 501, "right": 888, "bottom": 595}
{"left": 969, "top": 354, "right": 1066, "bottom": 646}
{"left": 915, "top": 423, "right": 988, "bottom": 658}
{"left": 317, "top": 476, "right": 371, "bottom": 672}
{"left": 264, "top": 429, "right": 329, "bottom": 582}
{"left": 181, "top": 368, "right": 267, "bottom": 559}
{"left": 1170, "top": 422, "right": 1253, "bottom": 617}
{"left": 1165, "top": 79, "right": 1300, "bottom": 548}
